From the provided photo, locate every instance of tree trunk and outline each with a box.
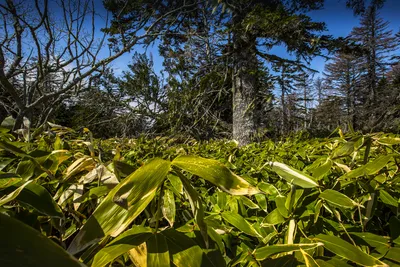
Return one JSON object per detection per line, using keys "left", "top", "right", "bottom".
{"left": 281, "top": 87, "right": 287, "bottom": 135}
{"left": 232, "top": 30, "right": 258, "bottom": 146}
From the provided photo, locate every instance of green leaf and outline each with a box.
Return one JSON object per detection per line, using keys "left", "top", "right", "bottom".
{"left": 0, "top": 173, "right": 22, "bottom": 189}
{"left": 168, "top": 174, "right": 183, "bottom": 194}
{"left": 314, "top": 199, "right": 323, "bottom": 223}
{"left": 13, "top": 182, "right": 64, "bottom": 217}
{"left": 258, "top": 182, "right": 279, "bottom": 196}
{"left": 68, "top": 158, "right": 170, "bottom": 255}
{"left": 0, "top": 213, "right": 84, "bottom": 267}
{"left": 315, "top": 258, "right": 351, "bottom": 267}
{"left": 222, "top": 211, "right": 261, "bottom": 237}
{"left": 389, "top": 216, "right": 400, "bottom": 245}
{"left": 0, "top": 158, "right": 14, "bottom": 171}
{"left": 349, "top": 232, "right": 390, "bottom": 248}
{"left": 162, "top": 229, "right": 217, "bottom": 267}
{"left": 0, "top": 180, "right": 32, "bottom": 206}
{"left": 62, "top": 156, "right": 96, "bottom": 182}
{"left": 312, "top": 159, "right": 332, "bottom": 180}
{"left": 16, "top": 160, "right": 36, "bottom": 180}
{"left": 0, "top": 116, "right": 15, "bottom": 129}
{"left": 332, "top": 142, "right": 354, "bottom": 159}
{"left": 379, "top": 190, "right": 398, "bottom": 207}
{"left": 341, "top": 155, "right": 392, "bottom": 180}
{"left": 276, "top": 195, "right": 289, "bottom": 218}
{"left": 147, "top": 233, "right": 170, "bottom": 267}
{"left": 364, "top": 155, "right": 393, "bottom": 175}
{"left": 112, "top": 158, "right": 171, "bottom": 209}
{"left": 255, "top": 194, "right": 268, "bottom": 212}
{"left": 172, "top": 156, "right": 260, "bottom": 195}
{"left": 314, "top": 234, "right": 387, "bottom": 266}
{"left": 92, "top": 226, "right": 152, "bottom": 267}
{"left": 207, "top": 227, "right": 225, "bottom": 255}
{"left": 384, "top": 247, "right": 400, "bottom": 263}
{"left": 239, "top": 195, "right": 259, "bottom": 209}
{"left": 300, "top": 248, "right": 320, "bottom": 267}
{"left": 254, "top": 243, "right": 323, "bottom": 261}
{"left": 73, "top": 186, "right": 110, "bottom": 204}
{"left": 319, "top": 189, "right": 360, "bottom": 209}
{"left": 376, "top": 137, "right": 400, "bottom": 145}
{"left": 176, "top": 170, "right": 208, "bottom": 247}
{"left": 270, "top": 162, "right": 318, "bottom": 188}
{"left": 113, "top": 161, "right": 135, "bottom": 177}
{"left": 162, "top": 189, "right": 176, "bottom": 227}
{"left": 262, "top": 208, "right": 285, "bottom": 226}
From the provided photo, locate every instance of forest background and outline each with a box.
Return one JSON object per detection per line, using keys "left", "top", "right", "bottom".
{"left": 1, "top": 0, "right": 400, "bottom": 146}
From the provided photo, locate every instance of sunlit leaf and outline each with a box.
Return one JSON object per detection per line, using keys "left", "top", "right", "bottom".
{"left": 112, "top": 158, "right": 170, "bottom": 209}
{"left": 0, "top": 180, "right": 32, "bottom": 206}
{"left": 319, "top": 189, "right": 361, "bottom": 209}
{"left": 276, "top": 195, "right": 289, "bottom": 218}
{"left": 63, "top": 156, "right": 96, "bottom": 182}
{"left": 239, "top": 195, "right": 259, "bottom": 209}
{"left": 172, "top": 156, "right": 260, "bottom": 195}
{"left": 379, "top": 190, "right": 398, "bottom": 207}
{"left": 222, "top": 211, "right": 261, "bottom": 237}
{"left": 376, "top": 137, "right": 400, "bottom": 145}
{"left": 254, "top": 243, "right": 323, "bottom": 260}
{"left": 258, "top": 182, "right": 279, "bottom": 196}
{"left": 300, "top": 248, "right": 320, "bottom": 267}
{"left": 147, "top": 233, "right": 170, "bottom": 267}
{"left": 92, "top": 225, "right": 152, "bottom": 267}
{"left": 314, "top": 234, "right": 387, "bottom": 267}
{"left": 68, "top": 158, "right": 170, "bottom": 255}
{"left": 0, "top": 173, "right": 22, "bottom": 189}
{"left": 270, "top": 162, "right": 318, "bottom": 188}
{"left": 162, "top": 189, "right": 176, "bottom": 227}
{"left": 261, "top": 208, "right": 285, "bottom": 226}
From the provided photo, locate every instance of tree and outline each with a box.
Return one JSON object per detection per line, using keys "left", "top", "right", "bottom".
{"left": 349, "top": 4, "right": 398, "bottom": 127}
{"left": 323, "top": 51, "right": 362, "bottom": 129}
{"left": 157, "top": 6, "right": 233, "bottom": 138}
{"left": 104, "top": 0, "right": 334, "bottom": 145}
{"left": 294, "top": 69, "right": 314, "bottom": 130}
{"left": 119, "top": 53, "right": 167, "bottom": 136}
{"left": 274, "top": 62, "right": 299, "bottom": 135}
{"left": 0, "top": 0, "right": 170, "bottom": 131}
{"left": 311, "top": 95, "right": 344, "bottom": 133}
{"left": 313, "top": 77, "right": 325, "bottom": 105}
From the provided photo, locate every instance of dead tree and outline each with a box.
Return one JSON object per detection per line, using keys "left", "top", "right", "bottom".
{"left": 0, "top": 0, "right": 183, "bottom": 130}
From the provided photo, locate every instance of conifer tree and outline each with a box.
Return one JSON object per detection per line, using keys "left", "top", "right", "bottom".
{"left": 323, "top": 52, "right": 362, "bottom": 129}
{"left": 349, "top": 4, "right": 397, "bottom": 123}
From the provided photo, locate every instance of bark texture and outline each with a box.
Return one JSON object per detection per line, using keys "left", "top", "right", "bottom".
{"left": 232, "top": 30, "right": 258, "bottom": 146}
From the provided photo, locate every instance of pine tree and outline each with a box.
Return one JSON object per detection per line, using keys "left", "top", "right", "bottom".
{"left": 323, "top": 51, "right": 362, "bottom": 129}
{"left": 350, "top": 4, "right": 398, "bottom": 125}
{"left": 313, "top": 77, "right": 325, "bottom": 105}
{"left": 294, "top": 70, "right": 314, "bottom": 130}
{"left": 273, "top": 63, "right": 299, "bottom": 135}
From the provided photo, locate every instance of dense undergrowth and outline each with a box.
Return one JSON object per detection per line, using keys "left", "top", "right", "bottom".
{"left": 1, "top": 121, "right": 400, "bottom": 266}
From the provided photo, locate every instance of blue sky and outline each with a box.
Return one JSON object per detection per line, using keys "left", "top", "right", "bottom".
{"left": 94, "top": 0, "right": 400, "bottom": 77}
{"left": 268, "top": 0, "right": 400, "bottom": 76}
